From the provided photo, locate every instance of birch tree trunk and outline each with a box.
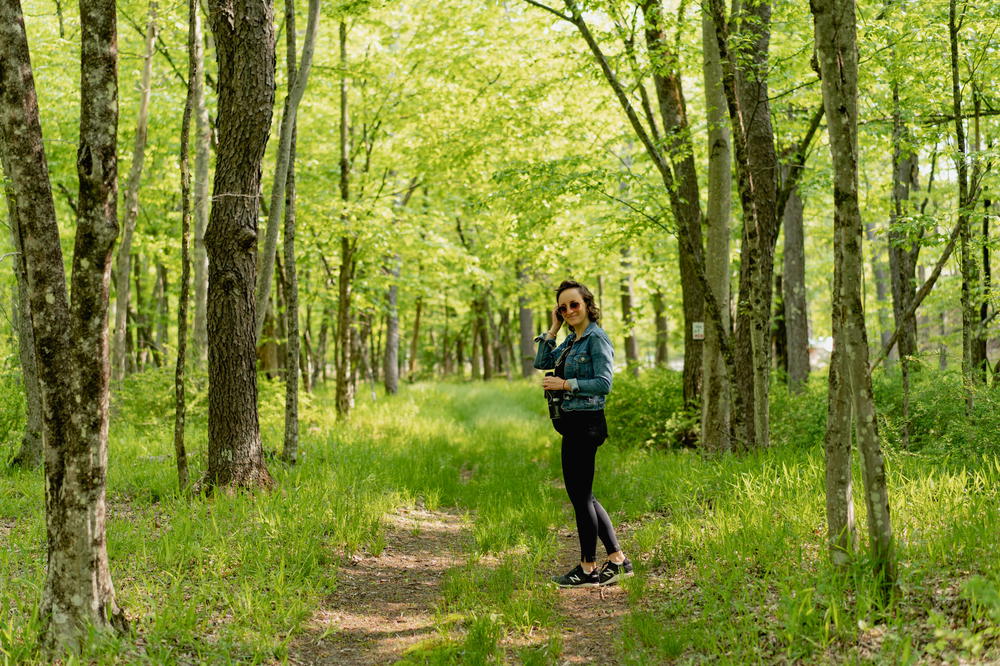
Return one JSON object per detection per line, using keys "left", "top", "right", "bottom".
{"left": 204, "top": 0, "right": 275, "bottom": 489}
{"left": 813, "top": 0, "right": 895, "bottom": 587}
{"left": 112, "top": 2, "right": 157, "bottom": 384}
{"left": 701, "top": 4, "right": 731, "bottom": 451}
{"left": 254, "top": 0, "right": 320, "bottom": 341}
{"left": 191, "top": 0, "right": 211, "bottom": 364}
{"left": 0, "top": 0, "right": 128, "bottom": 649}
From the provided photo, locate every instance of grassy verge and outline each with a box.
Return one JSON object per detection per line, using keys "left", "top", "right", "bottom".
{"left": 1, "top": 369, "right": 999, "bottom": 663}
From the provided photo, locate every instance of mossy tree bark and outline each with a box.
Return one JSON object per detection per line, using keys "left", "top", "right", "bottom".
{"left": 812, "top": 0, "right": 895, "bottom": 586}
{"left": 204, "top": 0, "right": 275, "bottom": 488}
{"left": 0, "top": 0, "right": 128, "bottom": 650}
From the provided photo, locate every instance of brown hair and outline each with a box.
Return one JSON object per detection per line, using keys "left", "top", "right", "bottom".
{"left": 555, "top": 280, "right": 601, "bottom": 323}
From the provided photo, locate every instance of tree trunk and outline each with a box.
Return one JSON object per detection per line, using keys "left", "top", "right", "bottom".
{"left": 3, "top": 168, "right": 43, "bottom": 468}
{"left": 334, "top": 21, "right": 354, "bottom": 417}
{"left": 701, "top": 4, "right": 732, "bottom": 451}
{"left": 0, "top": 0, "right": 128, "bottom": 649}
{"left": 282, "top": 128, "right": 300, "bottom": 462}
{"left": 950, "top": 0, "right": 980, "bottom": 410}
{"left": 813, "top": 0, "right": 895, "bottom": 587}
{"left": 470, "top": 312, "right": 481, "bottom": 381}
{"left": 773, "top": 273, "right": 788, "bottom": 375}
{"left": 478, "top": 296, "right": 494, "bottom": 381}
{"left": 652, "top": 290, "right": 668, "bottom": 368}
{"left": 384, "top": 255, "right": 401, "bottom": 393}
{"left": 112, "top": 3, "right": 157, "bottom": 384}
{"left": 408, "top": 296, "right": 423, "bottom": 379}
{"left": 620, "top": 249, "right": 640, "bottom": 377}
{"left": 204, "top": 0, "right": 275, "bottom": 489}
{"left": 154, "top": 262, "right": 169, "bottom": 366}
{"left": 518, "top": 271, "right": 534, "bottom": 378}
{"left": 312, "top": 304, "right": 331, "bottom": 387}
{"left": 173, "top": 0, "right": 198, "bottom": 491}
{"left": 191, "top": 0, "right": 211, "bottom": 364}
{"left": 254, "top": 0, "right": 319, "bottom": 341}
{"left": 865, "top": 221, "right": 895, "bottom": 369}
{"left": 709, "top": 0, "right": 781, "bottom": 449}
{"left": 499, "top": 308, "right": 513, "bottom": 380}
{"left": 782, "top": 167, "right": 810, "bottom": 392}
{"left": 888, "top": 88, "right": 919, "bottom": 447}
{"left": 640, "top": 0, "right": 704, "bottom": 401}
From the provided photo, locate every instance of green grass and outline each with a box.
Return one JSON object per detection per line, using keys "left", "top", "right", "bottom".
{"left": 1, "top": 369, "right": 999, "bottom": 663}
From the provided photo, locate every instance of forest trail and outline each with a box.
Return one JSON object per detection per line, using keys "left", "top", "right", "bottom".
{"left": 289, "top": 506, "right": 632, "bottom": 664}
{"left": 291, "top": 507, "right": 471, "bottom": 664}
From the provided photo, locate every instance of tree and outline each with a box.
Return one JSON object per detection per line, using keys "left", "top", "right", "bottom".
{"left": 0, "top": 0, "right": 128, "bottom": 649}
{"left": 204, "top": 0, "right": 276, "bottom": 488}
{"left": 812, "top": 0, "right": 895, "bottom": 587}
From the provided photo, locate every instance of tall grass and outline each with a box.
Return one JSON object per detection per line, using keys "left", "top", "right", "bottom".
{"left": 1, "top": 368, "right": 998, "bottom": 663}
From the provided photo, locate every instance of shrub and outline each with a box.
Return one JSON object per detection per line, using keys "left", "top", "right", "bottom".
{"left": 605, "top": 368, "right": 688, "bottom": 448}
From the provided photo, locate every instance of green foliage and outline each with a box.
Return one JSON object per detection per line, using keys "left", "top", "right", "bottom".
{"left": 0, "top": 370, "right": 26, "bottom": 464}
{"left": 605, "top": 368, "right": 687, "bottom": 448}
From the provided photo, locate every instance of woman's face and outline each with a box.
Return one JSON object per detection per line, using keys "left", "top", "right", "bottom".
{"left": 557, "top": 288, "right": 588, "bottom": 329}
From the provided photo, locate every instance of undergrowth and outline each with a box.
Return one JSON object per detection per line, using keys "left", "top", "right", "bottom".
{"left": 0, "top": 366, "right": 998, "bottom": 663}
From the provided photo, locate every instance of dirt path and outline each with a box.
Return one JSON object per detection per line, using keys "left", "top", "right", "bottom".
{"left": 291, "top": 507, "right": 470, "bottom": 665}
{"left": 290, "top": 508, "right": 633, "bottom": 664}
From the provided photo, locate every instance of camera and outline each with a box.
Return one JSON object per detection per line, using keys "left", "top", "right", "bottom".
{"left": 544, "top": 371, "right": 564, "bottom": 420}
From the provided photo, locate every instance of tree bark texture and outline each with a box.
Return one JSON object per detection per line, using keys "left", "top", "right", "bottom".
{"left": 866, "top": 221, "right": 896, "bottom": 368}
{"left": 652, "top": 290, "right": 668, "bottom": 368}
{"left": 518, "top": 280, "right": 535, "bottom": 378}
{"left": 3, "top": 160, "right": 43, "bottom": 468}
{"left": 191, "top": 0, "right": 211, "bottom": 364}
{"left": 408, "top": 296, "right": 423, "bottom": 379}
{"left": 640, "top": 0, "right": 705, "bottom": 402}
{"left": 700, "top": 4, "right": 732, "bottom": 451}
{"left": 173, "top": 0, "right": 198, "bottom": 492}
{"left": 254, "top": 0, "right": 319, "bottom": 341}
{"left": 384, "top": 254, "right": 401, "bottom": 394}
{"left": 949, "top": 0, "right": 980, "bottom": 409}
{"left": 709, "top": 0, "right": 780, "bottom": 449}
{"left": 0, "top": 0, "right": 128, "bottom": 649}
{"left": 812, "top": 0, "right": 895, "bottom": 586}
{"left": 112, "top": 2, "right": 157, "bottom": 384}
{"left": 335, "top": 21, "right": 355, "bottom": 417}
{"left": 620, "top": 249, "right": 640, "bottom": 378}
{"left": 782, "top": 168, "right": 810, "bottom": 393}
{"left": 204, "top": 0, "right": 275, "bottom": 488}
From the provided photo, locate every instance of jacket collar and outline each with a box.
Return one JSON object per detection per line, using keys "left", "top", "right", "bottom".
{"left": 566, "top": 321, "right": 600, "bottom": 342}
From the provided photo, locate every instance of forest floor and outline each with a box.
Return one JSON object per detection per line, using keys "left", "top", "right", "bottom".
{"left": 291, "top": 507, "right": 632, "bottom": 665}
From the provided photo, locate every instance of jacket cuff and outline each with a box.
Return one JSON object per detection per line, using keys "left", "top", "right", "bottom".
{"left": 566, "top": 378, "right": 579, "bottom": 393}
{"left": 533, "top": 332, "right": 555, "bottom": 344}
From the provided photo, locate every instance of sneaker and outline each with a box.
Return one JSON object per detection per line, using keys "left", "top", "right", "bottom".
{"left": 597, "top": 559, "right": 633, "bottom": 586}
{"left": 551, "top": 564, "right": 599, "bottom": 588}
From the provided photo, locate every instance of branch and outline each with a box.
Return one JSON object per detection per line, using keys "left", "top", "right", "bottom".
{"left": 870, "top": 216, "right": 965, "bottom": 371}
{"left": 120, "top": 5, "right": 187, "bottom": 87}
{"left": 776, "top": 103, "right": 825, "bottom": 219}
{"left": 522, "top": 0, "right": 574, "bottom": 23}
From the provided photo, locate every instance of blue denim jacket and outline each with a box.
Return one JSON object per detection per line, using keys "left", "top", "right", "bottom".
{"left": 533, "top": 321, "right": 614, "bottom": 411}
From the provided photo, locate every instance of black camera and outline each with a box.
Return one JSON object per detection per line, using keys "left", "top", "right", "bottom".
{"left": 544, "top": 371, "right": 564, "bottom": 420}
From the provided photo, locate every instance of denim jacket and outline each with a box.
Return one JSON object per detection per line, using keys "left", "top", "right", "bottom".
{"left": 533, "top": 321, "right": 614, "bottom": 411}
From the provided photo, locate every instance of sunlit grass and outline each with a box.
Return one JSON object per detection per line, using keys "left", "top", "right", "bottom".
{"left": 1, "top": 372, "right": 999, "bottom": 663}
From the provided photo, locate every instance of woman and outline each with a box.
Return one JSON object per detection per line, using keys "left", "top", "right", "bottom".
{"left": 534, "top": 280, "right": 633, "bottom": 587}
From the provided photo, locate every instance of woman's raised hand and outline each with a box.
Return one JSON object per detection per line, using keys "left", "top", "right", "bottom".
{"left": 548, "top": 306, "right": 564, "bottom": 335}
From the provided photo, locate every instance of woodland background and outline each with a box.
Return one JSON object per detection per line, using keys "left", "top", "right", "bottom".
{"left": 1, "top": 0, "right": 1000, "bottom": 662}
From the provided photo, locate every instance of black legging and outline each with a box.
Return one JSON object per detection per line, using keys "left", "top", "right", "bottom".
{"left": 555, "top": 410, "right": 620, "bottom": 563}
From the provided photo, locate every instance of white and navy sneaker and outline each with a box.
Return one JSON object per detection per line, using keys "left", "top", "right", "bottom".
{"left": 551, "top": 564, "right": 599, "bottom": 588}
{"left": 597, "top": 559, "right": 633, "bottom": 586}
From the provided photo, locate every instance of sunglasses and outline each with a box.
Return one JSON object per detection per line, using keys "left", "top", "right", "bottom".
{"left": 558, "top": 301, "right": 583, "bottom": 314}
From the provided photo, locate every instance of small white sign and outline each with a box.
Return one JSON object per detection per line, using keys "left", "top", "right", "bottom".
{"left": 692, "top": 322, "right": 705, "bottom": 341}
